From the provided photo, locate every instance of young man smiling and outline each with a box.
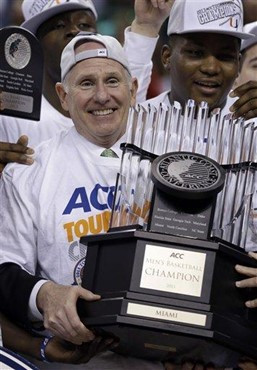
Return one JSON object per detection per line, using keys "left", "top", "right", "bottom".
{"left": 145, "top": 0, "right": 257, "bottom": 123}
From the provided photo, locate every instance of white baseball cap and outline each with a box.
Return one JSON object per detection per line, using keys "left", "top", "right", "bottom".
{"left": 61, "top": 32, "right": 131, "bottom": 81}
{"left": 241, "top": 21, "right": 257, "bottom": 51}
{"left": 21, "top": 0, "right": 98, "bottom": 35}
{"left": 167, "top": 0, "right": 254, "bottom": 40}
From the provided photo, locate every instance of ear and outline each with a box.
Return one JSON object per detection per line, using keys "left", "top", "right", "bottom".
{"left": 130, "top": 77, "right": 138, "bottom": 107}
{"left": 161, "top": 44, "right": 172, "bottom": 71}
{"left": 55, "top": 82, "right": 69, "bottom": 112}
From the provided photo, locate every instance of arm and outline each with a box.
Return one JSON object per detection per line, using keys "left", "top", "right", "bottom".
{"left": 235, "top": 251, "right": 257, "bottom": 308}
{"left": 124, "top": 0, "right": 174, "bottom": 102}
{"left": 0, "top": 312, "right": 117, "bottom": 364}
{"left": 0, "top": 263, "right": 43, "bottom": 325}
{"left": 0, "top": 164, "right": 40, "bottom": 323}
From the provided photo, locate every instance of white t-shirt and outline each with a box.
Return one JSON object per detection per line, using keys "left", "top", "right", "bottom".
{"left": 0, "top": 28, "right": 157, "bottom": 146}
{"left": 0, "top": 127, "right": 163, "bottom": 370}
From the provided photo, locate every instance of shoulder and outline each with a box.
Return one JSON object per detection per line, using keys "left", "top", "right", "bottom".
{"left": 2, "top": 129, "right": 70, "bottom": 186}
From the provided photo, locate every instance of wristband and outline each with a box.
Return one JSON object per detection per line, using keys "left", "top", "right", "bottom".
{"left": 40, "top": 336, "right": 52, "bottom": 362}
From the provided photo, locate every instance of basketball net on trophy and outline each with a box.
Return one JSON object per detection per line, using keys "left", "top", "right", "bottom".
{"left": 110, "top": 100, "right": 257, "bottom": 250}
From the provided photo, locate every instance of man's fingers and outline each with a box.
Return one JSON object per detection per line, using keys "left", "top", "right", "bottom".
{"left": 0, "top": 150, "right": 34, "bottom": 165}
{"left": 230, "top": 80, "right": 257, "bottom": 119}
{"left": 231, "top": 98, "right": 257, "bottom": 120}
{"left": 59, "top": 287, "right": 97, "bottom": 343}
{"left": 0, "top": 141, "right": 34, "bottom": 154}
{"left": 230, "top": 80, "right": 257, "bottom": 97}
{"left": 245, "top": 299, "right": 257, "bottom": 309}
{"left": 0, "top": 138, "right": 34, "bottom": 166}
{"left": 235, "top": 264, "right": 257, "bottom": 277}
{"left": 46, "top": 305, "right": 95, "bottom": 344}
{"left": 78, "top": 286, "right": 101, "bottom": 302}
{"left": 151, "top": 0, "right": 174, "bottom": 9}
{"left": 16, "top": 135, "right": 29, "bottom": 147}
{"left": 236, "top": 276, "right": 257, "bottom": 288}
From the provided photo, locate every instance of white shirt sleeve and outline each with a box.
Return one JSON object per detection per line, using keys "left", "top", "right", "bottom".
{"left": 0, "top": 165, "right": 39, "bottom": 283}
{"left": 28, "top": 280, "right": 49, "bottom": 321}
{"left": 123, "top": 26, "right": 159, "bottom": 103}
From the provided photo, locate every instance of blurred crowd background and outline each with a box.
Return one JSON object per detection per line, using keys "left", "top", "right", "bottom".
{"left": 0, "top": 0, "right": 170, "bottom": 99}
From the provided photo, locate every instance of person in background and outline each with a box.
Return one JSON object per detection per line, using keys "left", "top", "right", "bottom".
{"left": 233, "top": 21, "right": 257, "bottom": 88}
{"left": 143, "top": 0, "right": 257, "bottom": 122}
{"left": 0, "top": 0, "right": 173, "bottom": 171}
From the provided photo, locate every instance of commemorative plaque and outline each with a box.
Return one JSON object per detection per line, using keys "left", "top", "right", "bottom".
{"left": 0, "top": 26, "right": 43, "bottom": 121}
{"left": 79, "top": 102, "right": 257, "bottom": 365}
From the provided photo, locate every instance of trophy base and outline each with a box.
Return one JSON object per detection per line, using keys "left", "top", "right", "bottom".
{"left": 79, "top": 292, "right": 256, "bottom": 364}
{"left": 79, "top": 229, "right": 257, "bottom": 364}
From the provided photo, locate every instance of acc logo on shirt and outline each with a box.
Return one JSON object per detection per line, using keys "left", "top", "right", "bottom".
{"left": 63, "top": 184, "right": 115, "bottom": 215}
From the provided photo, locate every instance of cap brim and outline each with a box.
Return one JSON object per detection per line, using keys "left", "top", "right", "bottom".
{"left": 21, "top": 3, "right": 97, "bottom": 35}
{"left": 170, "top": 29, "right": 255, "bottom": 40}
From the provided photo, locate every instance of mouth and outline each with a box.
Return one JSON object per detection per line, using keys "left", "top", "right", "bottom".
{"left": 89, "top": 108, "right": 117, "bottom": 116}
{"left": 194, "top": 80, "right": 221, "bottom": 94}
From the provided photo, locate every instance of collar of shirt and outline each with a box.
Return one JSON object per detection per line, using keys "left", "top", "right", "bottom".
{"left": 70, "top": 127, "right": 125, "bottom": 158}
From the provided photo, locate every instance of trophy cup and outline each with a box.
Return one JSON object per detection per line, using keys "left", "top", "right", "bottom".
{"left": 0, "top": 26, "right": 43, "bottom": 121}
{"left": 79, "top": 101, "right": 257, "bottom": 365}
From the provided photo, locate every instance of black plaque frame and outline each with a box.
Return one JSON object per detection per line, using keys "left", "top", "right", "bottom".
{"left": 0, "top": 26, "right": 43, "bottom": 121}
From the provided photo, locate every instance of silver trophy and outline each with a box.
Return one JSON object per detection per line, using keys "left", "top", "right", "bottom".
{"left": 110, "top": 101, "right": 257, "bottom": 250}
{"left": 80, "top": 100, "right": 257, "bottom": 364}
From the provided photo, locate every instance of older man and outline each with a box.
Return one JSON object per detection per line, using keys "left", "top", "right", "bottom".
{"left": 0, "top": 32, "right": 167, "bottom": 370}
{"left": 0, "top": 0, "right": 173, "bottom": 171}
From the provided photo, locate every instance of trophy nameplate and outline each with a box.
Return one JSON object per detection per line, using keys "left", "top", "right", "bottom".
{"left": 0, "top": 26, "right": 43, "bottom": 121}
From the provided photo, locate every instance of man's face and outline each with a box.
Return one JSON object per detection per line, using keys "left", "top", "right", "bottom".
{"left": 162, "top": 33, "right": 240, "bottom": 110}
{"left": 37, "top": 10, "right": 96, "bottom": 82}
{"left": 234, "top": 44, "right": 257, "bottom": 87}
{"left": 57, "top": 44, "right": 137, "bottom": 147}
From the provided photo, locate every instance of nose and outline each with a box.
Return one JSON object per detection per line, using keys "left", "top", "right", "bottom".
{"left": 200, "top": 55, "right": 221, "bottom": 76}
{"left": 94, "top": 83, "right": 110, "bottom": 105}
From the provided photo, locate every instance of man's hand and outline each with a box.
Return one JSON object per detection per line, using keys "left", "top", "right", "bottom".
{"left": 45, "top": 335, "right": 118, "bottom": 364}
{"left": 132, "top": 0, "right": 174, "bottom": 37}
{"left": 37, "top": 282, "right": 101, "bottom": 345}
{"left": 0, "top": 135, "right": 34, "bottom": 173}
{"left": 235, "top": 251, "right": 257, "bottom": 308}
{"left": 229, "top": 81, "right": 257, "bottom": 120}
